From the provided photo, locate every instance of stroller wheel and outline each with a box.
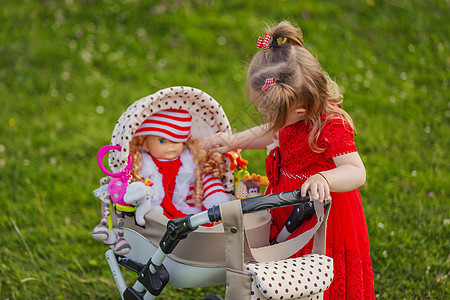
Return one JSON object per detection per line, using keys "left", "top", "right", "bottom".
{"left": 203, "top": 295, "right": 223, "bottom": 300}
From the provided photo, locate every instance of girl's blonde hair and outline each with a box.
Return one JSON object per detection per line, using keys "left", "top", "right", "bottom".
{"left": 246, "top": 20, "right": 355, "bottom": 152}
{"left": 129, "top": 137, "right": 226, "bottom": 207}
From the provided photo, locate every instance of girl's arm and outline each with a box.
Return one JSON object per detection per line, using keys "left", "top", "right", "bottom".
{"left": 301, "top": 152, "right": 366, "bottom": 202}
{"left": 200, "top": 124, "right": 275, "bottom": 153}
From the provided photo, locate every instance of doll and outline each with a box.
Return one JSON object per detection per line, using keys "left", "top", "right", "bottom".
{"left": 129, "top": 109, "right": 230, "bottom": 219}
{"left": 92, "top": 109, "right": 229, "bottom": 254}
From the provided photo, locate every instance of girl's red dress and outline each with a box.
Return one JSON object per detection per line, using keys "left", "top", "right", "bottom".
{"left": 266, "top": 117, "right": 375, "bottom": 299}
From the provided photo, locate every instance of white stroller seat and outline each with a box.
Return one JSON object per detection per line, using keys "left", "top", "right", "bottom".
{"left": 123, "top": 209, "right": 271, "bottom": 267}
{"left": 114, "top": 208, "right": 271, "bottom": 288}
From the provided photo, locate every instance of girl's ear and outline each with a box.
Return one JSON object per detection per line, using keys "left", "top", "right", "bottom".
{"left": 293, "top": 107, "right": 307, "bottom": 119}
{"left": 294, "top": 107, "right": 307, "bottom": 114}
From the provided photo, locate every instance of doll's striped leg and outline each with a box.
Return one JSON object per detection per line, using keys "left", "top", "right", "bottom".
{"left": 113, "top": 210, "right": 131, "bottom": 255}
{"left": 91, "top": 198, "right": 111, "bottom": 241}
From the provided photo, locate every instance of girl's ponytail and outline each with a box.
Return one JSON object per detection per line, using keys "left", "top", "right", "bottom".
{"left": 269, "top": 20, "right": 305, "bottom": 48}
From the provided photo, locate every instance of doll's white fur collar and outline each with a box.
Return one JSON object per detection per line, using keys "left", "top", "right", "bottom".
{"left": 140, "top": 148, "right": 202, "bottom": 215}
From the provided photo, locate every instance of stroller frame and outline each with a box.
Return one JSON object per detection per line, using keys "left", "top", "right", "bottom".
{"left": 106, "top": 189, "right": 312, "bottom": 300}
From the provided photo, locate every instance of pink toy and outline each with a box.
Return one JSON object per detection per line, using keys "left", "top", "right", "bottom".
{"left": 92, "top": 145, "right": 135, "bottom": 255}
{"left": 97, "top": 145, "right": 134, "bottom": 211}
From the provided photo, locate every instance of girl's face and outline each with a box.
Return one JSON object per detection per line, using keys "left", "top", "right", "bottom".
{"left": 143, "top": 135, "right": 184, "bottom": 160}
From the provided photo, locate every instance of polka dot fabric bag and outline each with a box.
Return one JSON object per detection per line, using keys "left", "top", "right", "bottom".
{"left": 220, "top": 200, "right": 332, "bottom": 300}
{"left": 245, "top": 254, "right": 333, "bottom": 300}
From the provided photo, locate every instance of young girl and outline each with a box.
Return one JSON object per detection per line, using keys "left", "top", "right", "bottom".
{"left": 129, "top": 109, "right": 230, "bottom": 219}
{"left": 202, "top": 21, "right": 374, "bottom": 299}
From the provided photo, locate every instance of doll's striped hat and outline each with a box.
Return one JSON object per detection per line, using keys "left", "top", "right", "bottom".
{"left": 134, "top": 109, "right": 192, "bottom": 142}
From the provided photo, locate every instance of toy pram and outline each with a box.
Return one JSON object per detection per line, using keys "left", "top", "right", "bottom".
{"left": 92, "top": 87, "right": 333, "bottom": 300}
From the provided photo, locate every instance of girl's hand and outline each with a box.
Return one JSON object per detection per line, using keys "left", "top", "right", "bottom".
{"left": 200, "top": 132, "right": 237, "bottom": 153}
{"left": 201, "top": 125, "right": 275, "bottom": 152}
{"left": 301, "top": 173, "right": 330, "bottom": 203}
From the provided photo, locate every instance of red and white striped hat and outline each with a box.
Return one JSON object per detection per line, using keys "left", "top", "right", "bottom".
{"left": 134, "top": 109, "right": 192, "bottom": 142}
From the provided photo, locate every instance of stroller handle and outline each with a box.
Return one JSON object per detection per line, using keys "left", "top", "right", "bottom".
{"left": 208, "top": 189, "right": 310, "bottom": 222}
{"left": 156, "top": 189, "right": 311, "bottom": 256}
{"left": 122, "top": 189, "right": 312, "bottom": 300}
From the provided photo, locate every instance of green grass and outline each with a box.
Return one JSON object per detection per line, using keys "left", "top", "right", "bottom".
{"left": 1, "top": 0, "right": 448, "bottom": 299}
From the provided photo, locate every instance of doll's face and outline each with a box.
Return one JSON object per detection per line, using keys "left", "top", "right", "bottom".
{"left": 143, "top": 135, "right": 184, "bottom": 160}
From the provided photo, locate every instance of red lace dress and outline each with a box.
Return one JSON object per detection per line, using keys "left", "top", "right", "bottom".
{"left": 266, "top": 117, "right": 375, "bottom": 299}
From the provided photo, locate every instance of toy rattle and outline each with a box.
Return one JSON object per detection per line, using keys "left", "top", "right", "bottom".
{"left": 92, "top": 145, "right": 154, "bottom": 255}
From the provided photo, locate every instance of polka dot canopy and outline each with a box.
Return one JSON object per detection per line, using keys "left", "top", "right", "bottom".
{"left": 107, "top": 86, "right": 234, "bottom": 191}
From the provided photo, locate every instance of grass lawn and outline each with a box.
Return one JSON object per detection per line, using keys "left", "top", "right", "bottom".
{"left": 0, "top": 0, "right": 448, "bottom": 299}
